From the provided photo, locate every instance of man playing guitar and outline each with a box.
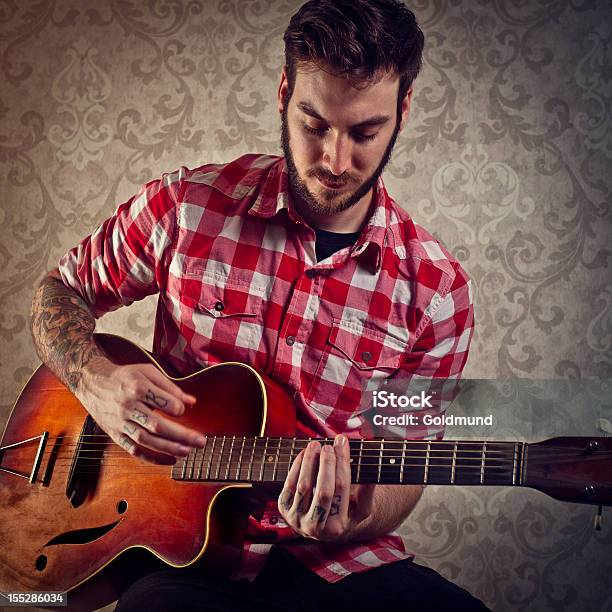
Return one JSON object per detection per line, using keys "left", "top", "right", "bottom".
{"left": 29, "top": 1, "right": 485, "bottom": 609}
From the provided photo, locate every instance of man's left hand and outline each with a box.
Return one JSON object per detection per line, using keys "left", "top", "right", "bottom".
{"left": 277, "top": 435, "right": 375, "bottom": 542}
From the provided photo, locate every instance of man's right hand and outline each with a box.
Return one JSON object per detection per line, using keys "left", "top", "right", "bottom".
{"left": 76, "top": 358, "right": 205, "bottom": 465}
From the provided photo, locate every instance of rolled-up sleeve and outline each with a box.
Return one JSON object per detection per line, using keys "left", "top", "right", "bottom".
{"left": 58, "top": 168, "right": 186, "bottom": 318}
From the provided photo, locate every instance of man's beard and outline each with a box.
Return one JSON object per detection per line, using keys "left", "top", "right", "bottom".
{"left": 280, "top": 106, "right": 401, "bottom": 218}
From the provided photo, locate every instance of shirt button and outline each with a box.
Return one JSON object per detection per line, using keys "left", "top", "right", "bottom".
{"left": 361, "top": 351, "right": 372, "bottom": 363}
{"left": 286, "top": 336, "right": 296, "bottom": 346}
{"left": 214, "top": 301, "right": 224, "bottom": 311}
{"left": 306, "top": 269, "right": 316, "bottom": 279}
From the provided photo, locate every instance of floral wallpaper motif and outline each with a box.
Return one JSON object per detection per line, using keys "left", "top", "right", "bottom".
{"left": 0, "top": 1, "right": 610, "bottom": 610}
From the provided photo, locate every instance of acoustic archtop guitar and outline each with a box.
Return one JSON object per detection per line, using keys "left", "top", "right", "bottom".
{"left": 1, "top": 334, "right": 610, "bottom": 611}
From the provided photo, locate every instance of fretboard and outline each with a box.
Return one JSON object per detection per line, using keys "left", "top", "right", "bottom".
{"left": 171, "top": 437, "right": 526, "bottom": 487}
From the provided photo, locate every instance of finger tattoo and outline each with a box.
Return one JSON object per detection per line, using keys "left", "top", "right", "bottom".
{"left": 119, "top": 434, "right": 135, "bottom": 453}
{"left": 145, "top": 389, "right": 168, "bottom": 408}
{"left": 280, "top": 489, "right": 294, "bottom": 511}
{"left": 132, "top": 408, "right": 148, "bottom": 425}
{"left": 330, "top": 494, "right": 341, "bottom": 516}
{"left": 295, "top": 491, "right": 306, "bottom": 514}
{"left": 124, "top": 422, "right": 137, "bottom": 435}
{"left": 311, "top": 505, "right": 326, "bottom": 523}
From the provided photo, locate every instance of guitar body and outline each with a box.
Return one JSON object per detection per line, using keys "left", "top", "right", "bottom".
{"left": 2, "top": 335, "right": 611, "bottom": 610}
{"left": 0, "top": 334, "right": 296, "bottom": 610}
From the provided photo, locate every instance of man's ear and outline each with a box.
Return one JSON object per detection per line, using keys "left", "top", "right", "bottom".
{"left": 278, "top": 66, "right": 289, "bottom": 114}
{"left": 398, "top": 88, "right": 413, "bottom": 131}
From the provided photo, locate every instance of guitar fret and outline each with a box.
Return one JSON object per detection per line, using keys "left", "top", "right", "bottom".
{"left": 273, "top": 438, "right": 281, "bottom": 482}
{"left": 424, "top": 441, "right": 431, "bottom": 484}
{"left": 287, "top": 438, "right": 296, "bottom": 482}
{"left": 356, "top": 440, "right": 363, "bottom": 483}
{"left": 248, "top": 437, "right": 256, "bottom": 481}
{"left": 378, "top": 439, "right": 384, "bottom": 483}
{"left": 184, "top": 451, "right": 190, "bottom": 480}
{"left": 181, "top": 455, "right": 187, "bottom": 480}
{"left": 206, "top": 437, "right": 216, "bottom": 480}
{"left": 400, "top": 440, "right": 406, "bottom": 484}
{"left": 480, "top": 442, "right": 487, "bottom": 485}
{"left": 198, "top": 438, "right": 205, "bottom": 480}
{"left": 225, "top": 436, "right": 235, "bottom": 481}
{"left": 259, "top": 437, "right": 269, "bottom": 482}
{"left": 512, "top": 442, "right": 518, "bottom": 485}
{"left": 214, "top": 436, "right": 226, "bottom": 480}
{"left": 237, "top": 437, "right": 245, "bottom": 480}
{"left": 183, "top": 451, "right": 191, "bottom": 480}
{"left": 451, "top": 441, "right": 458, "bottom": 484}
{"left": 188, "top": 448, "right": 196, "bottom": 480}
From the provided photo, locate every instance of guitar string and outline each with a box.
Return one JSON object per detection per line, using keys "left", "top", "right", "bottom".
{"left": 21, "top": 463, "right": 610, "bottom": 489}
{"left": 14, "top": 434, "right": 611, "bottom": 454}
{"left": 28, "top": 440, "right": 522, "bottom": 459}
{"left": 16, "top": 454, "right": 610, "bottom": 476}
{"left": 7, "top": 438, "right": 611, "bottom": 474}
{"left": 34, "top": 444, "right": 521, "bottom": 456}
{"left": 18, "top": 445, "right": 612, "bottom": 463}
{"left": 30, "top": 448, "right": 612, "bottom": 464}
{"left": 24, "top": 433, "right": 610, "bottom": 448}
{"left": 23, "top": 465, "right": 524, "bottom": 479}
{"left": 27, "top": 455, "right": 521, "bottom": 468}
{"left": 26, "top": 434, "right": 612, "bottom": 450}
{"left": 25, "top": 456, "right": 513, "bottom": 473}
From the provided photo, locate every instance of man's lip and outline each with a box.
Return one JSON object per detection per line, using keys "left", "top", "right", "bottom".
{"left": 317, "top": 177, "right": 347, "bottom": 189}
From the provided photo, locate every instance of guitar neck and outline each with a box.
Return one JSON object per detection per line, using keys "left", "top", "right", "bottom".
{"left": 171, "top": 437, "right": 526, "bottom": 487}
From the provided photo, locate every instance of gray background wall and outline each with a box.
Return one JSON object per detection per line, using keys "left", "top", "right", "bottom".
{"left": 1, "top": 1, "right": 611, "bottom": 610}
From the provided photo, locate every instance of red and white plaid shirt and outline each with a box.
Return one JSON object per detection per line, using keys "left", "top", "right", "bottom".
{"left": 59, "top": 153, "right": 474, "bottom": 582}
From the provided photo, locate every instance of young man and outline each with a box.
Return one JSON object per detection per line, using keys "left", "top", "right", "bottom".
{"left": 30, "top": 1, "right": 483, "bottom": 609}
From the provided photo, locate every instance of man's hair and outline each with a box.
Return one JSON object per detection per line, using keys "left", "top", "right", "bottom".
{"left": 283, "top": 0, "right": 424, "bottom": 109}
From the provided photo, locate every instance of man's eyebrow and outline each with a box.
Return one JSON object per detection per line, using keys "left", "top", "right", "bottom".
{"left": 297, "top": 102, "right": 391, "bottom": 129}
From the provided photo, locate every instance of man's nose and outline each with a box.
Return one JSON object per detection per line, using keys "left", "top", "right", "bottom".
{"left": 323, "top": 132, "right": 352, "bottom": 177}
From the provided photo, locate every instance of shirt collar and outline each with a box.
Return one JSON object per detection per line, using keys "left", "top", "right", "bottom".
{"left": 248, "top": 156, "right": 292, "bottom": 219}
{"left": 248, "top": 156, "right": 391, "bottom": 273}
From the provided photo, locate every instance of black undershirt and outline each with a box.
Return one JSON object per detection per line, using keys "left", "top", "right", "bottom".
{"left": 314, "top": 227, "right": 361, "bottom": 262}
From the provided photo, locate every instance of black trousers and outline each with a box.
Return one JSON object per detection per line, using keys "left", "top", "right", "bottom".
{"left": 115, "top": 546, "right": 490, "bottom": 612}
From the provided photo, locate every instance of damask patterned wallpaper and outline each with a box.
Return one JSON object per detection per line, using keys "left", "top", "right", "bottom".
{"left": 0, "top": 1, "right": 610, "bottom": 610}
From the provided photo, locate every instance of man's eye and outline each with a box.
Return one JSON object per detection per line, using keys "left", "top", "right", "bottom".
{"left": 303, "top": 124, "right": 327, "bottom": 136}
{"left": 353, "top": 132, "right": 377, "bottom": 143}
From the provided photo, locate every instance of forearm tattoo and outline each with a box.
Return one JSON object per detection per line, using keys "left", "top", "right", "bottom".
{"left": 145, "top": 389, "right": 168, "bottom": 409}
{"left": 30, "top": 277, "right": 103, "bottom": 393}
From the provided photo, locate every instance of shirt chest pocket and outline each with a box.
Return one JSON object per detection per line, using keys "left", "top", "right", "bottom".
{"left": 184, "top": 283, "right": 263, "bottom": 318}
{"left": 180, "top": 272, "right": 265, "bottom": 359}
{"left": 306, "top": 319, "right": 408, "bottom": 417}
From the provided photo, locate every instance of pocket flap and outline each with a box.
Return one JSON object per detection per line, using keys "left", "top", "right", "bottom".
{"left": 181, "top": 275, "right": 263, "bottom": 318}
{"left": 328, "top": 320, "right": 405, "bottom": 371}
